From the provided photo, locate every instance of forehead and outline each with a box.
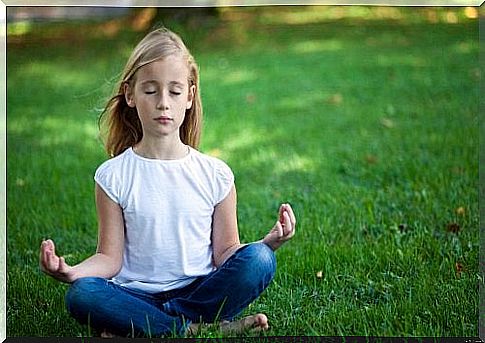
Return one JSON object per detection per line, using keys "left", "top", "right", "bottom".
{"left": 136, "top": 55, "right": 189, "bottom": 84}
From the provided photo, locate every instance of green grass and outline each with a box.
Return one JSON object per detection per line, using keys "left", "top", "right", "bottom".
{"left": 7, "top": 7, "right": 479, "bottom": 337}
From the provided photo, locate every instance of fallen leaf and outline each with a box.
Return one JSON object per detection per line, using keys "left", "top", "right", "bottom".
{"left": 316, "top": 271, "right": 323, "bottom": 278}
{"left": 446, "top": 222, "right": 461, "bottom": 234}
{"left": 455, "top": 262, "right": 466, "bottom": 278}
{"left": 16, "top": 178, "right": 25, "bottom": 187}
{"left": 326, "top": 93, "right": 343, "bottom": 105}
{"left": 245, "top": 93, "right": 256, "bottom": 104}
{"left": 456, "top": 207, "right": 465, "bottom": 216}
{"left": 380, "top": 117, "right": 394, "bottom": 129}
{"left": 365, "top": 154, "right": 378, "bottom": 165}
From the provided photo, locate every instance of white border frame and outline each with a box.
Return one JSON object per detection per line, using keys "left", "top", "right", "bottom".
{"left": 2, "top": 2, "right": 483, "bottom": 342}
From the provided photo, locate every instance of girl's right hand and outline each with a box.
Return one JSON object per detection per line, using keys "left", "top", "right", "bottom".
{"left": 39, "top": 239, "right": 75, "bottom": 283}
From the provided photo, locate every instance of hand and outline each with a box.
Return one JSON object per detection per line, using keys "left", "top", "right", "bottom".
{"left": 39, "top": 239, "right": 75, "bottom": 283}
{"left": 262, "top": 203, "right": 296, "bottom": 251}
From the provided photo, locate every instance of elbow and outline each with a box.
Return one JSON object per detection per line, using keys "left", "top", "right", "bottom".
{"left": 213, "top": 257, "right": 223, "bottom": 269}
{"left": 102, "top": 253, "right": 122, "bottom": 279}
{"left": 212, "top": 251, "right": 226, "bottom": 269}
{"left": 110, "top": 264, "right": 122, "bottom": 278}
{"left": 213, "top": 244, "right": 242, "bottom": 268}
{"left": 110, "top": 258, "right": 123, "bottom": 277}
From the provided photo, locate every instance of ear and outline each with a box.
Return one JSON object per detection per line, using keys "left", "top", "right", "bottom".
{"left": 124, "top": 82, "right": 136, "bottom": 108}
{"left": 186, "top": 85, "right": 196, "bottom": 110}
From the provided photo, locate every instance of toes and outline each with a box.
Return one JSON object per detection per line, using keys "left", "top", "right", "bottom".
{"left": 254, "top": 313, "right": 268, "bottom": 327}
{"left": 249, "top": 314, "right": 269, "bottom": 332}
{"left": 220, "top": 314, "right": 270, "bottom": 334}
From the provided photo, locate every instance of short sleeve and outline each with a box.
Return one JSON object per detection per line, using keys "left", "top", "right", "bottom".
{"left": 214, "top": 159, "right": 235, "bottom": 205}
{"left": 94, "top": 161, "right": 121, "bottom": 204}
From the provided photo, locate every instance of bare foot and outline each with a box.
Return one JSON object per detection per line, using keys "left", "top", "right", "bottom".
{"left": 188, "top": 314, "right": 269, "bottom": 336}
{"left": 220, "top": 314, "right": 269, "bottom": 334}
{"left": 100, "top": 329, "right": 116, "bottom": 338}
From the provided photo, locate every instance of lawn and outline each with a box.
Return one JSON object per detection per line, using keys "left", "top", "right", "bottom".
{"left": 6, "top": 7, "right": 480, "bottom": 337}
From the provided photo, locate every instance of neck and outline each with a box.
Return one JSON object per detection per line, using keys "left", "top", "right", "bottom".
{"left": 134, "top": 136, "right": 189, "bottom": 160}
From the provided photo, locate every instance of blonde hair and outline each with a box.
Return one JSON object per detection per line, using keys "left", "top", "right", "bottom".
{"left": 99, "top": 28, "right": 203, "bottom": 157}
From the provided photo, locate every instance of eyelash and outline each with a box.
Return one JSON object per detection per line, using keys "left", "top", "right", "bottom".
{"left": 144, "top": 91, "right": 181, "bottom": 96}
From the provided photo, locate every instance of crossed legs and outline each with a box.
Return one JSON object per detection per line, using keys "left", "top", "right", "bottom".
{"left": 65, "top": 243, "right": 276, "bottom": 337}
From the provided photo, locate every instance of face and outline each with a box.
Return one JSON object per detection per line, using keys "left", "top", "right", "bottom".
{"left": 124, "top": 54, "right": 195, "bottom": 142}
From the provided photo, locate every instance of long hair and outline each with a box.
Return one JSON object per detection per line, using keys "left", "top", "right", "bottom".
{"left": 98, "top": 28, "right": 203, "bottom": 157}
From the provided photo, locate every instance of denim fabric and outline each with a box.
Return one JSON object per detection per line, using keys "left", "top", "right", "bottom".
{"left": 65, "top": 242, "right": 276, "bottom": 337}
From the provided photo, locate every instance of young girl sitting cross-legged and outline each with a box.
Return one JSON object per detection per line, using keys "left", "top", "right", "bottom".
{"left": 39, "top": 27, "right": 296, "bottom": 338}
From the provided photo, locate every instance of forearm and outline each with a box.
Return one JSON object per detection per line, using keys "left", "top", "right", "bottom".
{"left": 69, "top": 253, "right": 121, "bottom": 283}
{"left": 214, "top": 243, "right": 246, "bottom": 268}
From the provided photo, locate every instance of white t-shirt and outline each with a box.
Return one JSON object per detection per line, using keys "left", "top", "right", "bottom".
{"left": 94, "top": 146, "right": 234, "bottom": 293}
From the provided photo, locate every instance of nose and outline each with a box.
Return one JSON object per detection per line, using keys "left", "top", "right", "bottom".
{"left": 156, "top": 91, "right": 169, "bottom": 110}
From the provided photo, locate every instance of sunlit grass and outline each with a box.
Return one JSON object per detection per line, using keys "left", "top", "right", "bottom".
{"left": 6, "top": 7, "right": 479, "bottom": 338}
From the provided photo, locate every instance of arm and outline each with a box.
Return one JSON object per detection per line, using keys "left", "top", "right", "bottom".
{"left": 211, "top": 184, "right": 297, "bottom": 268}
{"left": 211, "top": 184, "right": 244, "bottom": 268}
{"left": 39, "top": 184, "right": 125, "bottom": 283}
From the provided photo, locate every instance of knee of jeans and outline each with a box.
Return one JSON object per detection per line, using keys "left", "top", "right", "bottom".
{"left": 65, "top": 277, "right": 107, "bottom": 313}
{"left": 241, "top": 243, "right": 276, "bottom": 281}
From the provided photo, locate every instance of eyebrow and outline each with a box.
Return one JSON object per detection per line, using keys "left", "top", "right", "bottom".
{"left": 139, "top": 80, "right": 185, "bottom": 87}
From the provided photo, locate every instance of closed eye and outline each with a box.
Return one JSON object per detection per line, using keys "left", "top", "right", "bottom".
{"left": 170, "top": 91, "right": 181, "bottom": 96}
{"left": 144, "top": 91, "right": 156, "bottom": 95}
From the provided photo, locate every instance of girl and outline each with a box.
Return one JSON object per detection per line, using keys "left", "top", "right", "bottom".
{"left": 39, "top": 27, "right": 296, "bottom": 338}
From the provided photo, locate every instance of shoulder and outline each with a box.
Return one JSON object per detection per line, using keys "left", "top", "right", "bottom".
{"left": 190, "top": 148, "right": 234, "bottom": 204}
{"left": 93, "top": 148, "right": 133, "bottom": 204}
{"left": 190, "top": 148, "right": 233, "bottom": 175}
{"left": 95, "top": 148, "right": 132, "bottom": 177}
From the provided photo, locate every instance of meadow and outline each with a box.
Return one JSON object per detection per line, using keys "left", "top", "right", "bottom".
{"left": 6, "top": 7, "right": 480, "bottom": 337}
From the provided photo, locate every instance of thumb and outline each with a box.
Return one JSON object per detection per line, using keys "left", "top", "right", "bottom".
{"left": 58, "top": 256, "right": 70, "bottom": 273}
{"left": 273, "top": 221, "right": 283, "bottom": 238}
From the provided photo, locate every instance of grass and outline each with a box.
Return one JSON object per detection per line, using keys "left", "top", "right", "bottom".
{"left": 6, "top": 7, "right": 480, "bottom": 338}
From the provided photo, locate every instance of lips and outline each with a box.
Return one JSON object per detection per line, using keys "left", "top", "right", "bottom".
{"left": 154, "top": 116, "right": 173, "bottom": 123}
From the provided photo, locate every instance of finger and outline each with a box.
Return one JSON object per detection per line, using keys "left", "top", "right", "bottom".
{"left": 40, "top": 243, "right": 49, "bottom": 270}
{"left": 47, "top": 239, "right": 56, "bottom": 255}
{"left": 43, "top": 249, "right": 52, "bottom": 269}
{"left": 278, "top": 204, "right": 285, "bottom": 224}
{"left": 275, "top": 221, "right": 283, "bottom": 238}
{"left": 285, "top": 224, "right": 296, "bottom": 240}
{"left": 42, "top": 243, "right": 52, "bottom": 268}
{"left": 58, "top": 256, "right": 69, "bottom": 273}
{"left": 283, "top": 211, "right": 292, "bottom": 236}
{"left": 41, "top": 244, "right": 58, "bottom": 274}
{"left": 41, "top": 250, "right": 52, "bottom": 272}
{"left": 284, "top": 204, "right": 296, "bottom": 227}
{"left": 47, "top": 250, "right": 59, "bottom": 272}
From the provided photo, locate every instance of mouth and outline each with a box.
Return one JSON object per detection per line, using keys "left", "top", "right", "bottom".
{"left": 154, "top": 116, "right": 173, "bottom": 123}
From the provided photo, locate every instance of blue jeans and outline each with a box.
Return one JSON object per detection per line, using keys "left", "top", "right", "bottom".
{"left": 65, "top": 243, "right": 276, "bottom": 337}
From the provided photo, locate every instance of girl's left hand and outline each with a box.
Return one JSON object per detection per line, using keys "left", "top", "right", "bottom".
{"left": 262, "top": 203, "right": 296, "bottom": 251}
